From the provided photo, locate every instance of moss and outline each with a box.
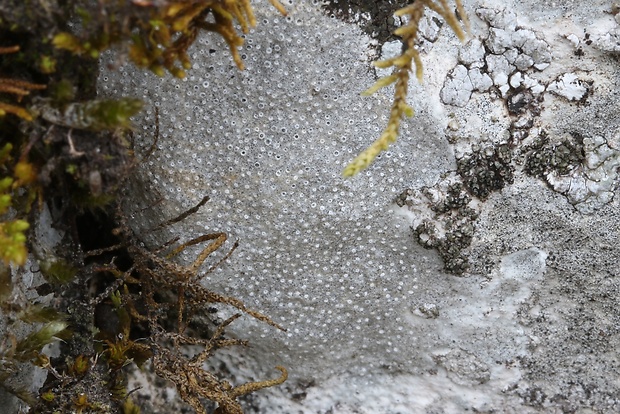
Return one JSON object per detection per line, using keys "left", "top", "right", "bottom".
{"left": 0, "top": 143, "right": 37, "bottom": 266}
{"left": 33, "top": 98, "right": 143, "bottom": 131}
{"left": 343, "top": 0, "right": 469, "bottom": 176}
{"left": 0, "top": 46, "right": 47, "bottom": 120}
{"left": 52, "top": 0, "right": 287, "bottom": 78}
{"left": 38, "top": 259, "right": 78, "bottom": 285}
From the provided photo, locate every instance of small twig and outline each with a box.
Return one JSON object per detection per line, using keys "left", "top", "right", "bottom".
{"left": 153, "top": 195, "right": 210, "bottom": 230}
{"left": 67, "top": 129, "right": 85, "bottom": 157}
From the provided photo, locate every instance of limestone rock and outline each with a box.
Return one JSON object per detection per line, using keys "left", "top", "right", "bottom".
{"left": 100, "top": 0, "right": 620, "bottom": 412}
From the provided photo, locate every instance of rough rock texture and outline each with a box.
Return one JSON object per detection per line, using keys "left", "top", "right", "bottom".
{"left": 100, "top": 0, "right": 620, "bottom": 412}
{"left": 0, "top": 206, "right": 62, "bottom": 412}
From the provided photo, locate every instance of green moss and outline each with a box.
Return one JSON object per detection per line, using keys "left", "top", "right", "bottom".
{"left": 52, "top": 0, "right": 287, "bottom": 78}
{"left": 39, "top": 259, "right": 78, "bottom": 285}
{"left": 343, "top": 0, "right": 469, "bottom": 176}
{"left": 34, "top": 98, "right": 143, "bottom": 131}
{"left": 0, "top": 143, "right": 37, "bottom": 266}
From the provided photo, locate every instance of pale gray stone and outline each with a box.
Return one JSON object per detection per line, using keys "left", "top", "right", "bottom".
{"left": 99, "top": 0, "right": 620, "bottom": 412}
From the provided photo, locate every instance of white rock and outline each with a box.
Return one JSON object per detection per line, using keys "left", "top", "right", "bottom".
{"left": 469, "top": 68, "right": 493, "bottom": 92}
{"left": 487, "top": 28, "right": 515, "bottom": 54}
{"left": 440, "top": 64, "right": 474, "bottom": 107}
{"left": 547, "top": 73, "right": 589, "bottom": 101}
{"left": 521, "top": 74, "right": 544, "bottom": 94}
{"left": 503, "top": 48, "right": 519, "bottom": 64}
{"left": 566, "top": 33, "right": 580, "bottom": 47}
{"left": 485, "top": 53, "right": 515, "bottom": 85}
{"left": 476, "top": 7, "right": 518, "bottom": 31}
{"left": 459, "top": 38, "right": 486, "bottom": 67}
{"left": 509, "top": 72, "right": 524, "bottom": 88}
{"left": 513, "top": 53, "right": 534, "bottom": 71}
{"left": 521, "top": 37, "right": 552, "bottom": 66}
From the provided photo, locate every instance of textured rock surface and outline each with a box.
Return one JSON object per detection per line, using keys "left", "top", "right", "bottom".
{"left": 0, "top": 206, "right": 62, "bottom": 412}
{"left": 101, "top": 0, "right": 620, "bottom": 412}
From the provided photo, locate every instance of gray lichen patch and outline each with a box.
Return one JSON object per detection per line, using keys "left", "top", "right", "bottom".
{"left": 550, "top": 139, "right": 618, "bottom": 212}
{"left": 99, "top": 0, "right": 620, "bottom": 411}
{"left": 398, "top": 177, "right": 480, "bottom": 275}
{"left": 435, "top": 3, "right": 620, "bottom": 217}
{"left": 546, "top": 73, "right": 592, "bottom": 102}
{"left": 399, "top": 2, "right": 620, "bottom": 281}
{"left": 457, "top": 143, "right": 514, "bottom": 200}
{"left": 521, "top": 129, "right": 620, "bottom": 213}
{"left": 468, "top": 183, "right": 620, "bottom": 412}
{"left": 432, "top": 348, "right": 491, "bottom": 386}
{"left": 440, "top": 7, "right": 551, "bottom": 106}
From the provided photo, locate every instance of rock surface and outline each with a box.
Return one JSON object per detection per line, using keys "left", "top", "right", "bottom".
{"left": 101, "top": 0, "right": 620, "bottom": 412}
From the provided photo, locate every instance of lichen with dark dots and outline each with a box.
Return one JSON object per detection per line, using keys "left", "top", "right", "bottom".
{"left": 523, "top": 131, "right": 585, "bottom": 179}
{"left": 399, "top": 182, "right": 479, "bottom": 275}
{"left": 413, "top": 205, "right": 478, "bottom": 274}
{"left": 457, "top": 143, "right": 514, "bottom": 200}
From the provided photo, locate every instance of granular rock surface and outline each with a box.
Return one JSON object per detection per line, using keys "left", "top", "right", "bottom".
{"left": 101, "top": 0, "right": 620, "bottom": 412}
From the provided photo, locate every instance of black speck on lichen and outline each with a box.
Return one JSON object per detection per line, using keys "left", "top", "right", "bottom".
{"left": 457, "top": 143, "right": 514, "bottom": 200}
{"left": 506, "top": 88, "right": 541, "bottom": 117}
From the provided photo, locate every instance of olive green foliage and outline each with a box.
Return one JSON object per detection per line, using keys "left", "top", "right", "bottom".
{"left": 1, "top": 0, "right": 293, "bottom": 412}
{"left": 0, "top": 46, "right": 47, "bottom": 121}
{"left": 0, "top": 2, "right": 150, "bottom": 412}
{"left": 0, "top": 275, "right": 69, "bottom": 407}
{"left": 38, "top": 259, "right": 78, "bottom": 285}
{"left": 343, "top": 0, "right": 469, "bottom": 177}
{"left": 0, "top": 45, "right": 43, "bottom": 267}
{"left": 53, "top": 0, "right": 287, "bottom": 78}
{"left": 0, "top": 143, "right": 38, "bottom": 266}
{"left": 33, "top": 98, "right": 143, "bottom": 131}
{"left": 0, "top": 13, "right": 78, "bottom": 407}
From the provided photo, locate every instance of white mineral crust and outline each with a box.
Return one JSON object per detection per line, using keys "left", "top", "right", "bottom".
{"left": 100, "top": 0, "right": 620, "bottom": 412}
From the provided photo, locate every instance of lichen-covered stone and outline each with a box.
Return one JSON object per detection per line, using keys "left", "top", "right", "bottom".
{"left": 100, "top": 0, "right": 620, "bottom": 412}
